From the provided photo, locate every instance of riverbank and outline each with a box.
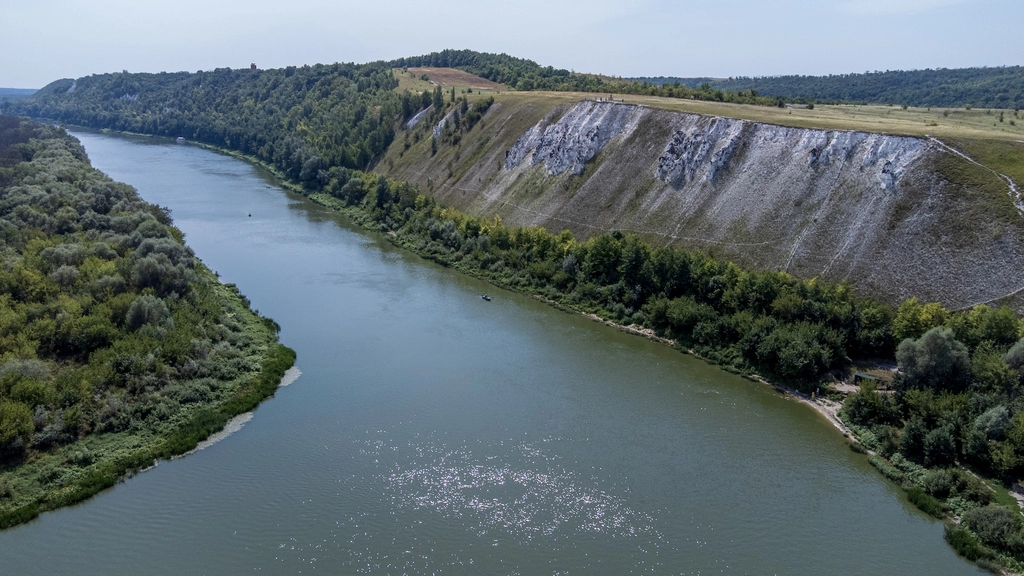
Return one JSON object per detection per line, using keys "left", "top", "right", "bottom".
{"left": 154, "top": 134, "right": 859, "bottom": 442}
{"left": 0, "top": 122, "right": 295, "bottom": 529}
{"left": 71, "top": 127, "right": 1019, "bottom": 572}
{"left": 0, "top": 272, "right": 296, "bottom": 529}
{"left": 2, "top": 125, "right": 980, "bottom": 576}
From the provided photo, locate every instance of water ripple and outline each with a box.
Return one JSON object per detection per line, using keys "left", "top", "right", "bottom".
{"left": 362, "top": 436, "right": 663, "bottom": 544}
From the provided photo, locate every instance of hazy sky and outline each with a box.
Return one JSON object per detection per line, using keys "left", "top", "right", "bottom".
{"left": 3, "top": 0, "right": 1021, "bottom": 88}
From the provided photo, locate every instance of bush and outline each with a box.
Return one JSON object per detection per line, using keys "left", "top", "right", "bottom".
{"left": 0, "top": 502, "right": 39, "bottom": 529}
{"left": 874, "top": 425, "right": 901, "bottom": 457}
{"left": 124, "top": 294, "right": 170, "bottom": 330}
{"left": 963, "top": 505, "right": 1024, "bottom": 554}
{"left": 868, "top": 454, "right": 905, "bottom": 484}
{"left": 907, "top": 486, "right": 946, "bottom": 518}
{"left": 0, "top": 400, "right": 34, "bottom": 454}
{"left": 843, "top": 381, "right": 897, "bottom": 427}
{"left": 954, "top": 473, "right": 992, "bottom": 506}
{"left": 923, "top": 468, "right": 957, "bottom": 498}
{"left": 923, "top": 426, "right": 957, "bottom": 467}
{"left": 945, "top": 524, "right": 994, "bottom": 562}
{"left": 49, "top": 265, "right": 79, "bottom": 286}
{"left": 976, "top": 406, "right": 1012, "bottom": 440}
{"left": 1006, "top": 338, "right": 1024, "bottom": 373}
{"left": 900, "top": 416, "right": 927, "bottom": 463}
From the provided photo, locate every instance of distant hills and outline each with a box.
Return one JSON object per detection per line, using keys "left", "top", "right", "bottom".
{"left": 0, "top": 88, "right": 37, "bottom": 102}
{"left": 632, "top": 67, "right": 1024, "bottom": 109}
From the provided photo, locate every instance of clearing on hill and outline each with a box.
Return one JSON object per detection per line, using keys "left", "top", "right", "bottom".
{"left": 405, "top": 67, "right": 504, "bottom": 91}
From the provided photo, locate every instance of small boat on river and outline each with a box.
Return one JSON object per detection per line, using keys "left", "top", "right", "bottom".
{"left": 481, "top": 295, "right": 491, "bottom": 301}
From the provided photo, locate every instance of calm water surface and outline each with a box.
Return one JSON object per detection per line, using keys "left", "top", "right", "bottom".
{"left": 0, "top": 131, "right": 981, "bottom": 574}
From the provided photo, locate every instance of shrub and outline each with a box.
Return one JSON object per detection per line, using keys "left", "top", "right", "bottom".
{"left": 953, "top": 472, "right": 992, "bottom": 506}
{"left": 843, "top": 381, "right": 897, "bottom": 427}
{"left": 907, "top": 486, "right": 946, "bottom": 518}
{"left": 49, "top": 265, "right": 80, "bottom": 286}
{"left": 125, "top": 294, "right": 170, "bottom": 330}
{"left": 923, "top": 426, "right": 957, "bottom": 467}
{"left": 0, "top": 400, "right": 34, "bottom": 454}
{"left": 0, "top": 502, "right": 39, "bottom": 529}
{"left": 874, "top": 425, "right": 900, "bottom": 457}
{"left": 900, "top": 416, "right": 928, "bottom": 463}
{"left": 963, "top": 505, "right": 1024, "bottom": 554}
{"left": 976, "top": 406, "right": 1012, "bottom": 440}
{"left": 868, "top": 454, "right": 905, "bottom": 484}
{"left": 1006, "top": 338, "right": 1024, "bottom": 372}
{"left": 945, "top": 524, "right": 993, "bottom": 562}
{"left": 923, "top": 468, "right": 957, "bottom": 498}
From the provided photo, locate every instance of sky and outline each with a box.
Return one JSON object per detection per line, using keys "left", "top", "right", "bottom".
{"left": 2, "top": 0, "right": 1021, "bottom": 88}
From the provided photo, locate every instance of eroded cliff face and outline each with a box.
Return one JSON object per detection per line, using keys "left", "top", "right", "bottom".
{"left": 380, "top": 99, "right": 1024, "bottom": 310}
{"left": 504, "top": 102, "right": 646, "bottom": 175}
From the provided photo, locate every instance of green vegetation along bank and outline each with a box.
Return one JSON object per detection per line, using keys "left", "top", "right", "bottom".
{"left": 191, "top": 132, "right": 1024, "bottom": 571}
{"left": 0, "top": 116, "right": 295, "bottom": 529}
{"left": 6, "top": 49, "right": 1024, "bottom": 569}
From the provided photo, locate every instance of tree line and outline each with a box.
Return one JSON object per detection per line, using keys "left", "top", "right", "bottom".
{"left": 3, "top": 63, "right": 413, "bottom": 189}
{"left": 635, "top": 66, "right": 1024, "bottom": 109}
{"left": 390, "top": 49, "right": 785, "bottom": 106}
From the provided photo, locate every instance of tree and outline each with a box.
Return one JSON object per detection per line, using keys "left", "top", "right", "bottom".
{"left": 963, "top": 506, "right": 1024, "bottom": 554}
{"left": 976, "top": 406, "right": 1012, "bottom": 440}
{"left": 972, "top": 343, "right": 1016, "bottom": 393}
{"left": 901, "top": 415, "right": 927, "bottom": 462}
{"left": 892, "top": 297, "right": 948, "bottom": 341}
{"left": 843, "top": 380, "right": 896, "bottom": 427}
{"left": 125, "top": 294, "right": 170, "bottom": 330}
{"left": 582, "top": 234, "right": 622, "bottom": 286}
{"left": 375, "top": 176, "right": 393, "bottom": 209}
{"left": 0, "top": 400, "right": 33, "bottom": 454}
{"left": 1005, "top": 337, "right": 1024, "bottom": 374}
{"left": 896, "top": 326, "right": 971, "bottom": 391}
{"left": 923, "top": 426, "right": 957, "bottom": 466}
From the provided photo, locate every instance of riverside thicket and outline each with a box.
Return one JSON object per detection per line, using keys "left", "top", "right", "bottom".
{"left": 0, "top": 116, "right": 293, "bottom": 528}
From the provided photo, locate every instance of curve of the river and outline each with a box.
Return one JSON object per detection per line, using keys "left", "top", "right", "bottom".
{"left": 0, "top": 131, "right": 981, "bottom": 574}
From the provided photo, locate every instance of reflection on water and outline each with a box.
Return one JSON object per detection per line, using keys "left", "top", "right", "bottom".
{"left": 367, "top": 435, "right": 662, "bottom": 542}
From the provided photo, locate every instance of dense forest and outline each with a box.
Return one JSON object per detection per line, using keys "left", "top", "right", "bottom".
{"left": 0, "top": 116, "right": 294, "bottom": 528}
{"left": 635, "top": 67, "right": 1024, "bottom": 109}
{"left": 3, "top": 62, "right": 417, "bottom": 187}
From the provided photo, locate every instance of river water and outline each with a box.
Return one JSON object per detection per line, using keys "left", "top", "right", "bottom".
{"left": 0, "top": 131, "right": 980, "bottom": 574}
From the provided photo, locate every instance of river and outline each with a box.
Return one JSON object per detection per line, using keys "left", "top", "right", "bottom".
{"left": 0, "top": 130, "right": 981, "bottom": 574}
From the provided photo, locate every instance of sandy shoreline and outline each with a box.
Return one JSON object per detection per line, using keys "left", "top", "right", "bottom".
{"left": 177, "top": 366, "right": 302, "bottom": 458}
